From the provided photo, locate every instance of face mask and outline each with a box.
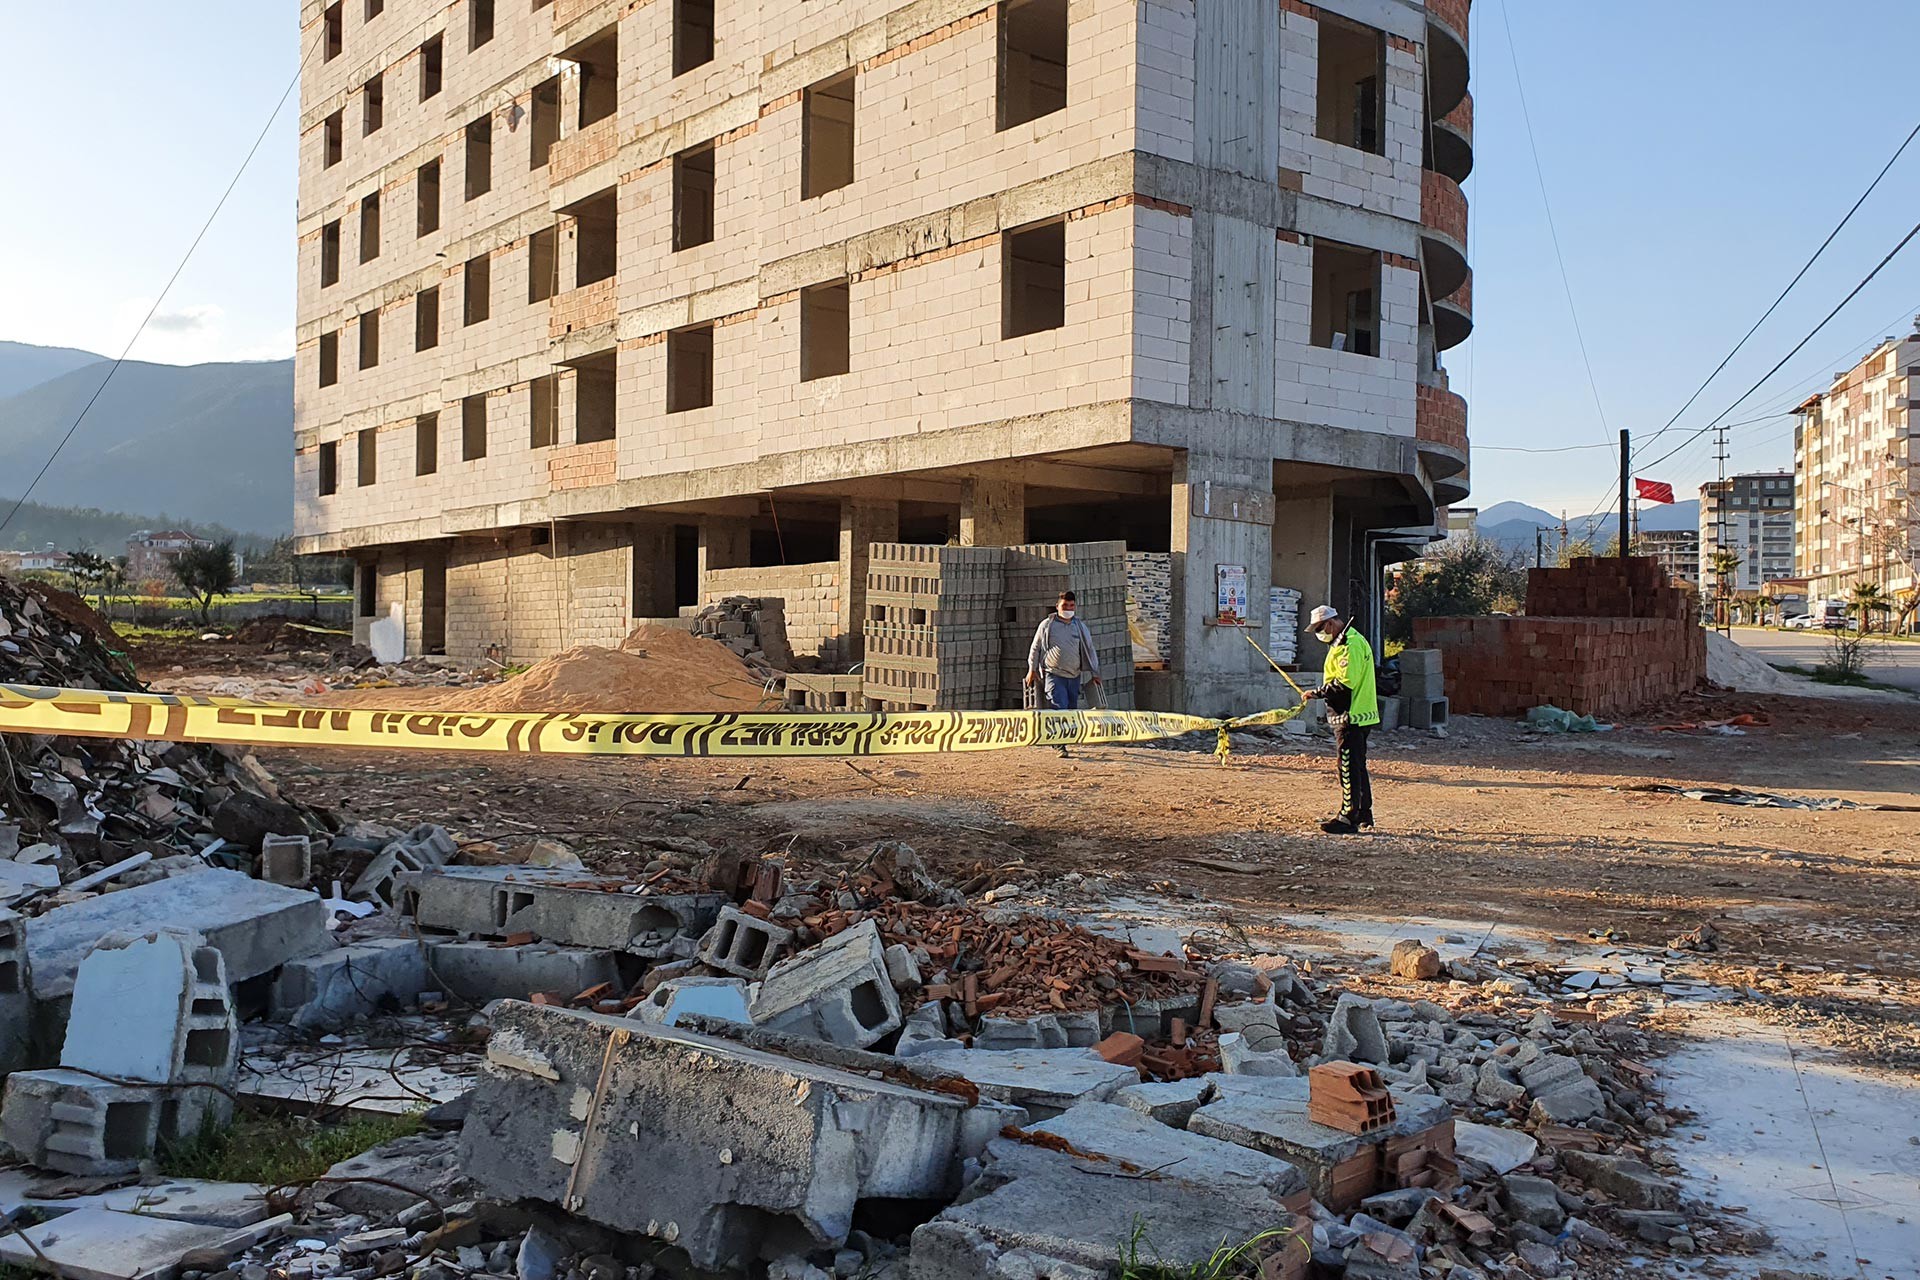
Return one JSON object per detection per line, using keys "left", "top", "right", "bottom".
{"left": 1059, "top": 608, "right": 1076, "bottom": 620}
{"left": 1314, "top": 626, "right": 1335, "bottom": 644}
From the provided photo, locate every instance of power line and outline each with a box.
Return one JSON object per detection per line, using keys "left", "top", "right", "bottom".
{"left": 1496, "top": 0, "right": 1613, "bottom": 447}
{"left": 1638, "top": 215, "right": 1920, "bottom": 476}
{"left": 0, "top": 35, "right": 316, "bottom": 537}
{"left": 1639, "top": 117, "right": 1920, "bottom": 450}
{"left": 1477, "top": 441, "right": 1614, "bottom": 454}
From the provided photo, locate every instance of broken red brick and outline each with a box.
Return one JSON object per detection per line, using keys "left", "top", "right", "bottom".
{"left": 1095, "top": 1032, "right": 1145, "bottom": 1066}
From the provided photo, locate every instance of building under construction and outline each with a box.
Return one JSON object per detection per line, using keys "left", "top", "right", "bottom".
{"left": 292, "top": 0, "right": 1474, "bottom": 713}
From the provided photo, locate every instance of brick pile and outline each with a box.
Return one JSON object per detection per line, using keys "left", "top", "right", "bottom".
{"left": 1413, "top": 556, "right": 1706, "bottom": 718}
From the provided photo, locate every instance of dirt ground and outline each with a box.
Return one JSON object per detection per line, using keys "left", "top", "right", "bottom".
{"left": 133, "top": 635, "right": 1920, "bottom": 1059}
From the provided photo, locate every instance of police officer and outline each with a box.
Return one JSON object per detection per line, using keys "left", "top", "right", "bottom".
{"left": 1302, "top": 604, "right": 1378, "bottom": 834}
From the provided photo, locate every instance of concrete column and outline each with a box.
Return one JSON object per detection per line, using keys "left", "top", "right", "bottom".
{"left": 697, "top": 516, "right": 750, "bottom": 593}
{"left": 837, "top": 498, "right": 899, "bottom": 662}
{"left": 959, "top": 475, "right": 1025, "bottom": 546}
{"left": 1167, "top": 456, "right": 1278, "bottom": 717}
{"left": 1271, "top": 485, "right": 1335, "bottom": 662}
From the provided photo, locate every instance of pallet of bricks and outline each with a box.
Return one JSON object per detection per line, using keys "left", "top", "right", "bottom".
{"left": 861, "top": 545, "right": 1006, "bottom": 711}
{"left": 998, "top": 541, "right": 1135, "bottom": 711}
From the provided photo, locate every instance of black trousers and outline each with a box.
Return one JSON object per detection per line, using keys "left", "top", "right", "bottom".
{"left": 1333, "top": 722, "right": 1373, "bottom": 819}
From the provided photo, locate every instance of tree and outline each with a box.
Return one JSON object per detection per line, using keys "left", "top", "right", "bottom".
{"left": 65, "top": 550, "right": 112, "bottom": 608}
{"left": 1555, "top": 538, "right": 1595, "bottom": 568}
{"left": 1385, "top": 536, "right": 1529, "bottom": 643}
{"left": 170, "top": 540, "right": 238, "bottom": 626}
{"left": 1848, "top": 580, "right": 1891, "bottom": 633}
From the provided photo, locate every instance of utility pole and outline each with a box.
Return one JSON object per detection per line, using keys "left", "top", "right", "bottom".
{"left": 1617, "top": 429, "right": 1630, "bottom": 560}
{"left": 1713, "top": 424, "right": 1730, "bottom": 634}
{"left": 1535, "top": 528, "right": 1544, "bottom": 568}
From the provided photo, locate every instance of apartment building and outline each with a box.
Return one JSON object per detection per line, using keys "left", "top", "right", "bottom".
{"left": 1698, "top": 472, "right": 1793, "bottom": 595}
{"left": 1637, "top": 527, "right": 1698, "bottom": 589}
{"left": 292, "top": 0, "right": 1474, "bottom": 715}
{"left": 1794, "top": 332, "right": 1919, "bottom": 614}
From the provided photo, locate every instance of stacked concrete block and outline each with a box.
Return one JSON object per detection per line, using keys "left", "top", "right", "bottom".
{"left": 0, "top": 908, "right": 29, "bottom": 1078}
{"left": 1125, "top": 551, "right": 1172, "bottom": 662}
{"left": 1000, "top": 542, "right": 1135, "bottom": 710}
{"left": 698, "top": 905, "right": 794, "bottom": 979}
{"left": 350, "top": 823, "right": 458, "bottom": 906}
{"left": 862, "top": 544, "right": 1008, "bottom": 710}
{"left": 702, "top": 563, "right": 844, "bottom": 665}
{"left": 460, "top": 1003, "right": 975, "bottom": 1271}
{"left": 687, "top": 594, "right": 793, "bottom": 670}
{"left": 783, "top": 673, "right": 865, "bottom": 711}
{"left": 401, "top": 865, "right": 726, "bottom": 957}
{"left": 747, "top": 919, "right": 902, "bottom": 1048}
{"left": 1267, "top": 587, "right": 1302, "bottom": 666}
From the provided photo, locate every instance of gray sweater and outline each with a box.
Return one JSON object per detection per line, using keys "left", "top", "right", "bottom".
{"left": 1028, "top": 613, "right": 1100, "bottom": 679}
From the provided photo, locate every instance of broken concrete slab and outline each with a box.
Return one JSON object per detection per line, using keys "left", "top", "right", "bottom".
{"left": 1323, "top": 993, "right": 1388, "bottom": 1064}
{"left": 427, "top": 939, "right": 628, "bottom": 1004}
{"left": 698, "top": 904, "right": 793, "bottom": 979}
{"left": 1516, "top": 1053, "right": 1587, "bottom": 1097}
{"left": 895, "top": 1003, "right": 965, "bottom": 1058}
{"left": 402, "top": 865, "right": 724, "bottom": 955}
{"left": 1528, "top": 1076, "right": 1605, "bottom": 1125}
{"left": 1453, "top": 1120, "right": 1537, "bottom": 1174}
{"left": 1219, "top": 1028, "right": 1299, "bottom": 1077}
{"left": 0, "top": 858, "right": 61, "bottom": 903}
{"left": 0, "top": 1207, "right": 290, "bottom": 1280}
{"left": 25, "top": 868, "right": 328, "bottom": 1003}
{"left": 1502, "top": 1173, "right": 1567, "bottom": 1230}
{"left": 461, "top": 1001, "right": 976, "bottom": 1271}
{"left": 1186, "top": 1076, "right": 1451, "bottom": 1206}
{"left": 1010, "top": 1102, "right": 1308, "bottom": 1203}
{"left": 1113, "top": 1078, "right": 1209, "bottom": 1127}
{"left": 0, "top": 1069, "right": 165, "bottom": 1176}
{"left": 973, "top": 1013, "right": 1069, "bottom": 1051}
{"left": 271, "top": 938, "right": 431, "bottom": 1030}
{"left": 901, "top": 1048, "right": 1139, "bottom": 1118}
{"left": 749, "top": 919, "right": 902, "bottom": 1049}
{"left": 0, "top": 1168, "right": 272, "bottom": 1228}
{"left": 1560, "top": 1149, "right": 1679, "bottom": 1210}
{"left": 911, "top": 1143, "right": 1303, "bottom": 1280}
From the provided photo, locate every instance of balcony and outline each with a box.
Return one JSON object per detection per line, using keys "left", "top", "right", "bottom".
{"left": 1416, "top": 378, "right": 1469, "bottom": 505}
{"left": 1426, "top": 0, "right": 1470, "bottom": 120}
{"left": 549, "top": 115, "right": 618, "bottom": 186}
{"left": 1433, "top": 269, "right": 1472, "bottom": 351}
{"left": 1430, "top": 90, "right": 1472, "bottom": 183}
{"left": 1420, "top": 169, "right": 1469, "bottom": 301}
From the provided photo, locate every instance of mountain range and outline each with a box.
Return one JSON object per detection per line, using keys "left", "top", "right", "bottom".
{"left": 0, "top": 341, "right": 292, "bottom": 541}
{"left": 1474, "top": 498, "right": 1702, "bottom": 559}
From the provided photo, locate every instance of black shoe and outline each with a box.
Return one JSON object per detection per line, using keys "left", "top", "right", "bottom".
{"left": 1056, "top": 745, "right": 1071, "bottom": 758}
{"left": 1321, "top": 816, "right": 1360, "bottom": 835}
{"left": 1354, "top": 810, "right": 1375, "bottom": 829}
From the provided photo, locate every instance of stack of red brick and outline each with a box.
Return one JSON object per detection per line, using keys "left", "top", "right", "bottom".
{"left": 1413, "top": 556, "right": 1705, "bottom": 718}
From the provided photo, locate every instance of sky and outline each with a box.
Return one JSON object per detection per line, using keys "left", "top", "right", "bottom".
{"left": 3, "top": 2, "right": 1920, "bottom": 518}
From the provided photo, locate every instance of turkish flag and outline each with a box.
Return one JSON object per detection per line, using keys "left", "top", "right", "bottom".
{"left": 1634, "top": 478, "right": 1675, "bottom": 504}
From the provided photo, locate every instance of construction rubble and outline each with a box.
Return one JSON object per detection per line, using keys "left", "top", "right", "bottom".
{"left": 1, "top": 577, "right": 1761, "bottom": 1279}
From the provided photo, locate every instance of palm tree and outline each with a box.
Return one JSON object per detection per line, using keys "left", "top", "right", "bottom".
{"left": 1848, "top": 581, "right": 1891, "bottom": 634}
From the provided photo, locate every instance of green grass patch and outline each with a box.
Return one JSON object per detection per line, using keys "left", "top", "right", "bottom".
{"left": 1118, "top": 1220, "right": 1309, "bottom": 1279}
{"left": 157, "top": 1109, "right": 422, "bottom": 1186}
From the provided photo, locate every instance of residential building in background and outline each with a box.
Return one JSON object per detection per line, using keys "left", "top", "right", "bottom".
{"left": 292, "top": 0, "right": 1473, "bottom": 713}
{"left": 0, "top": 547, "right": 70, "bottom": 573}
{"left": 1445, "top": 506, "right": 1478, "bottom": 541}
{"left": 126, "top": 530, "right": 215, "bottom": 582}
{"left": 1638, "top": 527, "right": 1698, "bottom": 588}
{"left": 1794, "top": 330, "right": 1919, "bottom": 615}
{"left": 1699, "top": 472, "right": 1794, "bottom": 594}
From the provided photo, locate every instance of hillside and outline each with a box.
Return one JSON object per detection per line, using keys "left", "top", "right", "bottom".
{"left": 1476, "top": 499, "right": 1701, "bottom": 558}
{"left": 0, "top": 357, "right": 293, "bottom": 535}
{"left": 0, "top": 340, "right": 104, "bottom": 399}
{"left": 0, "top": 497, "right": 257, "bottom": 555}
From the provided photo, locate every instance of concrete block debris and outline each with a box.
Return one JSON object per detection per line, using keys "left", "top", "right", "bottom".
{"left": 1, "top": 1069, "right": 166, "bottom": 1176}
{"left": 0, "top": 906, "right": 28, "bottom": 1077}
{"left": 0, "top": 1206, "right": 290, "bottom": 1280}
{"left": 749, "top": 918, "right": 902, "bottom": 1048}
{"left": 259, "top": 832, "right": 313, "bottom": 886}
{"left": 460, "top": 1001, "right": 975, "bottom": 1270}
{"left": 698, "top": 903, "right": 794, "bottom": 978}
{"left": 271, "top": 937, "right": 432, "bottom": 1030}
{"left": 1323, "top": 993, "right": 1388, "bottom": 1064}
{"left": 349, "top": 822, "right": 457, "bottom": 905}
{"left": 25, "top": 868, "right": 329, "bottom": 1003}
{"left": 426, "top": 939, "right": 628, "bottom": 1005}
{"left": 402, "top": 864, "right": 725, "bottom": 955}
{"left": 632, "top": 975, "right": 751, "bottom": 1027}
{"left": 902, "top": 1047, "right": 1139, "bottom": 1118}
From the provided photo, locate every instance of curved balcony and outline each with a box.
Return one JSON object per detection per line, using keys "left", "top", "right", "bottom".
{"left": 1426, "top": 0, "right": 1471, "bottom": 120}
{"left": 1420, "top": 170, "right": 1469, "bottom": 301}
{"left": 1416, "top": 380, "right": 1469, "bottom": 484}
{"left": 1433, "top": 270, "right": 1472, "bottom": 351}
{"left": 1430, "top": 90, "right": 1472, "bottom": 183}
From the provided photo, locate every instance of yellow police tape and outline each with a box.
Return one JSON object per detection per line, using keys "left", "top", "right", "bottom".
{"left": 0, "top": 682, "right": 1303, "bottom": 760}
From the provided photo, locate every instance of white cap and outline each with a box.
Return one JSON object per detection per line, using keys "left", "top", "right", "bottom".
{"left": 1308, "top": 605, "right": 1341, "bottom": 629}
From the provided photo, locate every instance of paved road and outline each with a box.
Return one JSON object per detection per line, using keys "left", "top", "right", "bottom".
{"left": 1728, "top": 626, "right": 1920, "bottom": 693}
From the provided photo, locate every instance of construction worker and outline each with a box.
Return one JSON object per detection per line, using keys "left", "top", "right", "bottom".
{"left": 1302, "top": 604, "right": 1378, "bottom": 834}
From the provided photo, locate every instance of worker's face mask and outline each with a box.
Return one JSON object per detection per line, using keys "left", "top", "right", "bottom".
{"left": 1313, "top": 624, "right": 1337, "bottom": 644}
{"left": 1059, "top": 607, "right": 1076, "bottom": 620}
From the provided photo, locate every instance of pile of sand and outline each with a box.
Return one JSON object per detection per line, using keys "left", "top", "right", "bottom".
{"left": 323, "top": 624, "right": 773, "bottom": 713}
{"left": 1705, "top": 631, "right": 1804, "bottom": 695}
